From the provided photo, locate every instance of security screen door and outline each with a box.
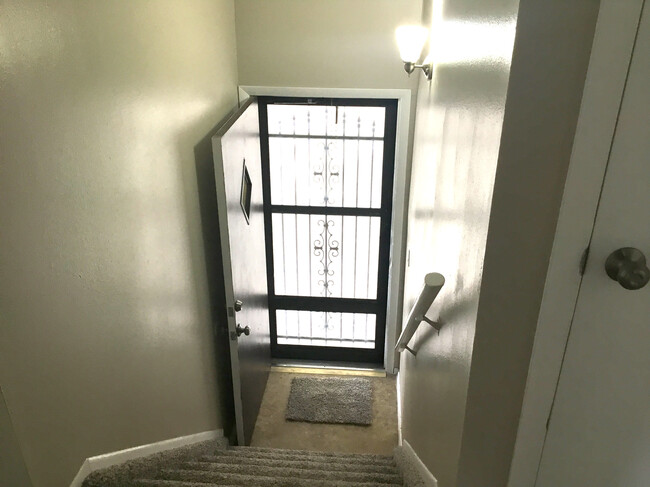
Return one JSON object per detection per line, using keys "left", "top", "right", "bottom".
{"left": 258, "top": 97, "right": 397, "bottom": 364}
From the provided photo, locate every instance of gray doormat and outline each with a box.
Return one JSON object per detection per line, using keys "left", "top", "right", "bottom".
{"left": 285, "top": 376, "right": 373, "bottom": 425}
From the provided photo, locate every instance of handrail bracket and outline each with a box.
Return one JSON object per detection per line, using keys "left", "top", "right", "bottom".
{"left": 420, "top": 315, "right": 442, "bottom": 332}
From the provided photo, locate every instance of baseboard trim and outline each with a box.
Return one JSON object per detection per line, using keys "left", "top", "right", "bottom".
{"left": 395, "top": 440, "right": 438, "bottom": 487}
{"left": 69, "top": 460, "right": 92, "bottom": 487}
{"left": 271, "top": 365, "right": 386, "bottom": 377}
{"left": 70, "top": 429, "right": 222, "bottom": 487}
{"left": 396, "top": 371, "right": 403, "bottom": 446}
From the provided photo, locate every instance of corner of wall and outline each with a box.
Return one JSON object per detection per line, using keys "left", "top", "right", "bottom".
{"left": 394, "top": 440, "right": 439, "bottom": 487}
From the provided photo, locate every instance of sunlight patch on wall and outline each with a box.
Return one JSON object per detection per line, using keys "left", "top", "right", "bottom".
{"left": 425, "top": 1, "right": 517, "bottom": 68}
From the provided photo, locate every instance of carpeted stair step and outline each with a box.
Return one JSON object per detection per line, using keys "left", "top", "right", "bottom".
{"left": 157, "top": 468, "right": 403, "bottom": 487}
{"left": 181, "top": 461, "right": 402, "bottom": 484}
{"left": 198, "top": 455, "right": 398, "bottom": 474}
{"left": 135, "top": 481, "right": 239, "bottom": 487}
{"left": 215, "top": 447, "right": 395, "bottom": 466}
{"left": 232, "top": 446, "right": 393, "bottom": 460}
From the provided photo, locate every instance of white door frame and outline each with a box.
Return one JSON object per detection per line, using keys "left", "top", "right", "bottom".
{"left": 507, "top": 0, "right": 645, "bottom": 485}
{"left": 238, "top": 86, "right": 411, "bottom": 374}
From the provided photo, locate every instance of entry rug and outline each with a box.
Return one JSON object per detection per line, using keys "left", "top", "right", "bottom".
{"left": 285, "top": 376, "right": 373, "bottom": 425}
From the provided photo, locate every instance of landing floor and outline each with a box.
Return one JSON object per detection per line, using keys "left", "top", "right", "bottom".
{"left": 250, "top": 368, "right": 398, "bottom": 455}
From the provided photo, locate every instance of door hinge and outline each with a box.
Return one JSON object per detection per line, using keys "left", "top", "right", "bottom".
{"left": 579, "top": 246, "right": 590, "bottom": 276}
{"left": 545, "top": 400, "right": 555, "bottom": 430}
{"left": 546, "top": 393, "right": 558, "bottom": 430}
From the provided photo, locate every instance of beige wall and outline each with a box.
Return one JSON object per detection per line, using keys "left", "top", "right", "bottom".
{"left": 0, "top": 1, "right": 239, "bottom": 486}
{"left": 1, "top": 388, "right": 32, "bottom": 487}
{"left": 399, "top": 0, "right": 519, "bottom": 485}
{"left": 400, "top": 0, "right": 600, "bottom": 486}
{"left": 234, "top": 0, "right": 421, "bottom": 93}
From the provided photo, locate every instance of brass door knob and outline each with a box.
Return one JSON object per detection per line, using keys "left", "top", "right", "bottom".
{"left": 605, "top": 247, "right": 650, "bottom": 290}
{"left": 236, "top": 324, "right": 250, "bottom": 337}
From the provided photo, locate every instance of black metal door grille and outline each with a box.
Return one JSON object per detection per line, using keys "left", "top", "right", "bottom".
{"left": 258, "top": 97, "right": 397, "bottom": 363}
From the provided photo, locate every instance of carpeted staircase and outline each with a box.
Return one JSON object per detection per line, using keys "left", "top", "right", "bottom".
{"left": 84, "top": 443, "right": 408, "bottom": 487}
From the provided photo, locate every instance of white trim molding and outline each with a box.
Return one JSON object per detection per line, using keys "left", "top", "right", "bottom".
{"left": 238, "top": 86, "right": 412, "bottom": 374}
{"left": 70, "top": 429, "right": 223, "bottom": 487}
{"left": 396, "top": 371, "right": 403, "bottom": 447}
{"left": 395, "top": 440, "right": 438, "bottom": 487}
{"left": 507, "top": 1, "right": 644, "bottom": 485}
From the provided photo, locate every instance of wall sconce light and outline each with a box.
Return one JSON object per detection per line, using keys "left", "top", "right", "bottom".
{"left": 395, "top": 25, "right": 432, "bottom": 80}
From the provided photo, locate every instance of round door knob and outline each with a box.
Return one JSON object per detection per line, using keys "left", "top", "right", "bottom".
{"left": 236, "top": 324, "right": 250, "bottom": 337}
{"left": 605, "top": 247, "right": 650, "bottom": 290}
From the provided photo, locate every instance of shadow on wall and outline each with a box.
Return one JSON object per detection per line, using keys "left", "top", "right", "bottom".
{"left": 177, "top": 108, "right": 241, "bottom": 441}
{"left": 432, "top": 64, "right": 512, "bottom": 106}
{"left": 408, "top": 289, "right": 478, "bottom": 356}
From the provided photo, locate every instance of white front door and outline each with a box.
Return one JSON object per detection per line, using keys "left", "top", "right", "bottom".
{"left": 536, "top": 5, "right": 650, "bottom": 486}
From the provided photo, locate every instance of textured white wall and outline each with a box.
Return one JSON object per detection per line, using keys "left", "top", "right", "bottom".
{"left": 399, "top": 0, "right": 600, "bottom": 486}
{"left": 399, "top": 1, "right": 519, "bottom": 485}
{"left": 0, "top": 1, "right": 239, "bottom": 485}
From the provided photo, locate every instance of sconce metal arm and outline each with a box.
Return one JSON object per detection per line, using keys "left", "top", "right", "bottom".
{"left": 403, "top": 61, "right": 433, "bottom": 80}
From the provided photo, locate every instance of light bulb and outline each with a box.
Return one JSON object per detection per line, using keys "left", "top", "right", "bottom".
{"left": 395, "top": 25, "right": 429, "bottom": 63}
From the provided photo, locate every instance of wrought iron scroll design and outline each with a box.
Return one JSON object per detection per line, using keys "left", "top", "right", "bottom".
{"left": 313, "top": 218, "right": 339, "bottom": 297}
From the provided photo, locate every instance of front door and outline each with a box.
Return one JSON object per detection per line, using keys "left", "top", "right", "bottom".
{"left": 258, "top": 97, "right": 397, "bottom": 364}
{"left": 536, "top": 6, "right": 650, "bottom": 485}
{"left": 212, "top": 98, "right": 270, "bottom": 445}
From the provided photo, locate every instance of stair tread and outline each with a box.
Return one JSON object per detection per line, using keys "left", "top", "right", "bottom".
{"left": 182, "top": 461, "right": 401, "bottom": 483}
{"left": 136, "top": 481, "right": 241, "bottom": 487}
{"left": 159, "top": 468, "right": 403, "bottom": 487}
{"left": 213, "top": 448, "right": 395, "bottom": 466}
{"left": 198, "top": 455, "right": 397, "bottom": 474}
{"left": 231, "top": 446, "right": 392, "bottom": 460}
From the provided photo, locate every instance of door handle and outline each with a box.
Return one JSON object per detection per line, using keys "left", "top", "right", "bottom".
{"left": 605, "top": 247, "right": 650, "bottom": 290}
{"left": 236, "top": 324, "right": 250, "bottom": 337}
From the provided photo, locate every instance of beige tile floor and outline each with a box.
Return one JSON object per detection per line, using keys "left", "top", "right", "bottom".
{"left": 250, "top": 369, "right": 398, "bottom": 455}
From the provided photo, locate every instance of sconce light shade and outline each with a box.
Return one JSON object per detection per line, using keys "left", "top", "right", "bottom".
{"left": 395, "top": 25, "right": 429, "bottom": 63}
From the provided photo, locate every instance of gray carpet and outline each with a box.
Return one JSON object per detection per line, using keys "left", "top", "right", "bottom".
{"left": 82, "top": 439, "right": 226, "bottom": 487}
{"left": 84, "top": 445, "right": 405, "bottom": 486}
{"left": 285, "top": 376, "right": 373, "bottom": 425}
